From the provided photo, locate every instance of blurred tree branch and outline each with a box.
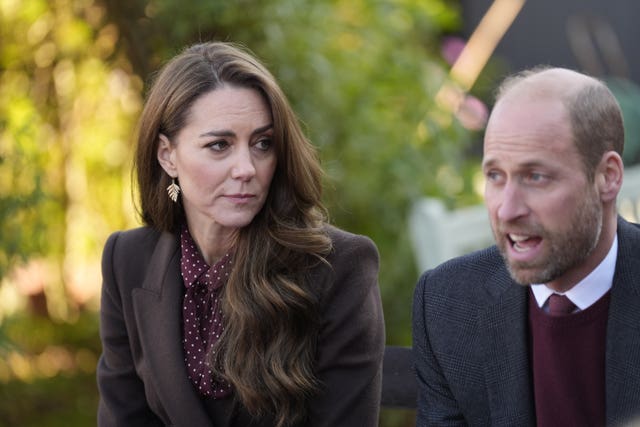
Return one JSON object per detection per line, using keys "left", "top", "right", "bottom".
{"left": 100, "top": 0, "right": 153, "bottom": 78}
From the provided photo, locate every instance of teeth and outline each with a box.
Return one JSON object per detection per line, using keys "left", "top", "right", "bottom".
{"left": 513, "top": 242, "right": 528, "bottom": 253}
{"left": 509, "top": 233, "right": 535, "bottom": 253}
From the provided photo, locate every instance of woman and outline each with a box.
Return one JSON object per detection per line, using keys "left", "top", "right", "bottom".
{"left": 97, "top": 41, "right": 384, "bottom": 427}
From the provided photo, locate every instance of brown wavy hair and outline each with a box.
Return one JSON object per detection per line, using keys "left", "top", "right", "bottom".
{"left": 134, "top": 41, "right": 332, "bottom": 426}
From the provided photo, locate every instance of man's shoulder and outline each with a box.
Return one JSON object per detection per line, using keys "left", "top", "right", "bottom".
{"left": 414, "top": 245, "right": 509, "bottom": 303}
{"left": 619, "top": 217, "right": 640, "bottom": 241}
{"left": 616, "top": 217, "right": 640, "bottom": 262}
{"left": 421, "top": 245, "right": 504, "bottom": 283}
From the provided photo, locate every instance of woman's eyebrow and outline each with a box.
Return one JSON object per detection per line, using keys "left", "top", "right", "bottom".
{"left": 198, "top": 123, "right": 273, "bottom": 139}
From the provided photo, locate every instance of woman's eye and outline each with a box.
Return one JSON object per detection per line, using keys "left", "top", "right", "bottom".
{"left": 207, "top": 140, "right": 228, "bottom": 151}
{"left": 255, "top": 138, "right": 273, "bottom": 151}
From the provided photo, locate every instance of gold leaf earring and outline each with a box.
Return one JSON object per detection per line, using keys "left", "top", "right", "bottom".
{"left": 167, "top": 178, "right": 180, "bottom": 202}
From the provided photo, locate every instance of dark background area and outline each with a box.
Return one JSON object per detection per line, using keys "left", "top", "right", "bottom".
{"left": 461, "top": 0, "right": 640, "bottom": 84}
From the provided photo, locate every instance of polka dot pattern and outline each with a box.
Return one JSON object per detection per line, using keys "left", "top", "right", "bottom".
{"left": 179, "top": 226, "right": 233, "bottom": 398}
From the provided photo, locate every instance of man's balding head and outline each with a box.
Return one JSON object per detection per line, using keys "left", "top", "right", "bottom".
{"left": 491, "top": 67, "right": 624, "bottom": 180}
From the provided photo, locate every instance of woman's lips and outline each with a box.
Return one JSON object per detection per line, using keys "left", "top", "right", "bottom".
{"left": 224, "top": 194, "right": 255, "bottom": 203}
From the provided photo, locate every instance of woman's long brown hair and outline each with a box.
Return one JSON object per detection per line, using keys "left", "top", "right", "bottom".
{"left": 134, "top": 42, "right": 332, "bottom": 426}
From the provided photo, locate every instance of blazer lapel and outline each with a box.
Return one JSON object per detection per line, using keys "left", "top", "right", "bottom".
{"left": 132, "top": 232, "right": 213, "bottom": 427}
{"left": 606, "top": 218, "right": 640, "bottom": 425}
{"left": 479, "top": 270, "right": 536, "bottom": 426}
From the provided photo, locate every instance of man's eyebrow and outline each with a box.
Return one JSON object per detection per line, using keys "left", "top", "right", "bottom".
{"left": 482, "top": 158, "right": 550, "bottom": 170}
{"left": 481, "top": 157, "right": 496, "bottom": 169}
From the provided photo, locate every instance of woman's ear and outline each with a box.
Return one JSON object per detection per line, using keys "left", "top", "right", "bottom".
{"left": 157, "top": 134, "right": 177, "bottom": 178}
{"left": 597, "top": 151, "right": 623, "bottom": 203}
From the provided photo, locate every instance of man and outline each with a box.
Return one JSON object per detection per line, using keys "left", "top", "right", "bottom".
{"left": 412, "top": 67, "right": 640, "bottom": 426}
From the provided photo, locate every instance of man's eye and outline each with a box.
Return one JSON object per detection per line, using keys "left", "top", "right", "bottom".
{"left": 527, "top": 172, "right": 547, "bottom": 183}
{"left": 485, "top": 171, "right": 503, "bottom": 183}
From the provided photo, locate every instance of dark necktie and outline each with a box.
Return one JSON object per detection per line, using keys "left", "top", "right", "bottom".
{"left": 547, "top": 294, "right": 576, "bottom": 316}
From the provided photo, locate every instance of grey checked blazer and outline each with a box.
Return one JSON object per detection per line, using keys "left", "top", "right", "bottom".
{"left": 413, "top": 217, "right": 640, "bottom": 426}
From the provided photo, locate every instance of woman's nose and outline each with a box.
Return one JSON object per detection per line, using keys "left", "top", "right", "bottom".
{"left": 230, "top": 148, "right": 256, "bottom": 181}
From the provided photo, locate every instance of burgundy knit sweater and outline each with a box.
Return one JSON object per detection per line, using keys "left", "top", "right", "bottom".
{"left": 529, "top": 291, "right": 611, "bottom": 427}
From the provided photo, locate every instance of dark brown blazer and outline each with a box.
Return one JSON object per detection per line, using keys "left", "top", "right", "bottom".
{"left": 97, "top": 225, "right": 384, "bottom": 426}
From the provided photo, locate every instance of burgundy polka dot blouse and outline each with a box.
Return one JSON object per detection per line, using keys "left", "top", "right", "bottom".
{"left": 180, "top": 225, "right": 233, "bottom": 398}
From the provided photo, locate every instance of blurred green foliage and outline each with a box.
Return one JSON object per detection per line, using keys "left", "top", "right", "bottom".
{"left": 0, "top": 311, "right": 100, "bottom": 427}
{"left": 0, "top": 0, "right": 483, "bottom": 425}
{"left": 116, "top": 0, "right": 478, "bottom": 344}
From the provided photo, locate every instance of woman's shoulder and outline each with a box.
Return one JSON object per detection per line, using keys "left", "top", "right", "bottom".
{"left": 315, "top": 224, "right": 380, "bottom": 295}
{"left": 314, "top": 225, "right": 382, "bottom": 327}
{"left": 105, "top": 226, "right": 163, "bottom": 252}
{"left": 102, "top": 226, "right": 169, "bottom": 269}
{"left": 323, "top": 224, "right": 379, "bottom": 259}
{"left": 101, "top": 226, "right": 177, "bottom": 291}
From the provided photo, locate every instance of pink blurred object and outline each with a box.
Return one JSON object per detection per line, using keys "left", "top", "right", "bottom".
{"left": 441, "top": 36, "right": 467, "bottom": 65}
{"left": 456, "top": 95, "right": 489, "bottom": 131}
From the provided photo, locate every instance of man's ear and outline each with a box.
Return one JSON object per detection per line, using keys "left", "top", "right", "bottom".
{"left": 597, "top": 151, "right": 623, "bottom": 203}
{"left": 157, "top": 134, "right": 177, "bottom": 178}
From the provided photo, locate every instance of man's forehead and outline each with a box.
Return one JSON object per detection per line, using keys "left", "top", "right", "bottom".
{"left": 485, "top": 97, "right": 571, "bottom": 142}
{"left": 483, "top": 113, "right": 578, "bottom": 167}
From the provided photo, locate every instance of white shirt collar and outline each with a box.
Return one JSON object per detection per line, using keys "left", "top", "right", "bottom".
{"left": 531, "top": 234, "right": 617, "bottom": 310}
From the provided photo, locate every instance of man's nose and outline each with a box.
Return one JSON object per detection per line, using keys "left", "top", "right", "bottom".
{"left": 497, "top": 182, "right": 529, "bottom": 222}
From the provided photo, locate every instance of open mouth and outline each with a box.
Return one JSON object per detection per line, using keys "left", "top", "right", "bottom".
{"left": 508, "top": 233, "right": 542, "bottom": 252}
